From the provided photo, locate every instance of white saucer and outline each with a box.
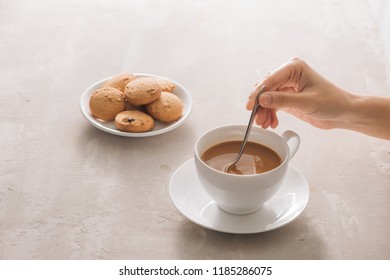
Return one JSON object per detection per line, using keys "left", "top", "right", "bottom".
{"left": 169, "top": 159, "right": 309, "bottom": 234}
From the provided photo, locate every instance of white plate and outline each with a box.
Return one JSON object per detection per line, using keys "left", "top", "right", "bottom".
{"left": 169, "top": 159, "right": 309, "bottom": 234}
{"left": 80, "top": 74, "right": 192, "bottom": 137}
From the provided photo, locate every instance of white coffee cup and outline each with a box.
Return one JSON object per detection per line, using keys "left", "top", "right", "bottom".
{"left": 194, "top": 125, "right": 300, "bottom": 215}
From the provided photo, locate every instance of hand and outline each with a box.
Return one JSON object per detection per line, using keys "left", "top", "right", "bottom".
{"left": 246, "top": 57, "right": 353, "bottom": 130}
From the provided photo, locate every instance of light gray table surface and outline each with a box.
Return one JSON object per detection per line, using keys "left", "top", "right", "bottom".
{"left": 1, "top": 0, "right": 389, "bottom": 259}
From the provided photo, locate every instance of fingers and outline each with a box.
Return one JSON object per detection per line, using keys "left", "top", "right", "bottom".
{"left": 249, "top": 90, "right": 301, "bottom": 129}
{"left": 246, "top": 87, "right": 257, "bottom": 110}
{"left": 248, "top": 87, "right": 282, "bottom": 129}
{"left": 259, "top": 91, "right": 303, "bottom": 110}
{"left": 254, "top": 107, "right": 268, "bottom": 126}
{"left": 270, "top": 109, "right": 279, "bottom": 128}
{"left": 260, "top": 57, "right": 304, "bottom": 91}
{"left": 247, "top": 58, "right": 304, "bottom": 110}
{"left": 248, "top": 85, "right": 275, "bottom": 128}
{"left": 247, "top": 57, "right": 308, "bottom": 129}
{"left": 254, "top": 107, "right": 279, "bottom": 129}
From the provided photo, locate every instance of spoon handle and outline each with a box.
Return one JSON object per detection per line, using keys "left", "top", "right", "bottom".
{"left": 231, "top": 86, "right": 266, "bottom": 165}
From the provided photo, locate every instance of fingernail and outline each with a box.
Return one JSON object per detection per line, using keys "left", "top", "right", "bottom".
{"left": 261, "top": 93, "right": 272, "bottom": 106}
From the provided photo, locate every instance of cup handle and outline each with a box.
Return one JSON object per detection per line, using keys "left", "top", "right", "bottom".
{"left": 281, "top": 130, "right": 300, "bottom": 161}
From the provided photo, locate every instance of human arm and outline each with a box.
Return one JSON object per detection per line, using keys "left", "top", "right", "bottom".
{"left": 246, "top": 57, "right": 390, "bottom": 140}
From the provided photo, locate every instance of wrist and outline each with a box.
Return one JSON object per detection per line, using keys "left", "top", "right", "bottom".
{"left": 338, "top": 92, "right": 390, "bottom": 139}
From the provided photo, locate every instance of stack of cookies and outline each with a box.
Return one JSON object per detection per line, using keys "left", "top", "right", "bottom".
{"left": 89, "top": 73, "right": 184, "bottom": 132}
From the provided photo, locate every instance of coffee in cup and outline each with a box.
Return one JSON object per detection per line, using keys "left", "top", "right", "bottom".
{"left": 201, "top": 141, "right": 282, "bottom": 175}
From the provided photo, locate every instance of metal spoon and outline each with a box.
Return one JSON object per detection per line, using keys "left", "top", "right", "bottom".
{"left": 224, "top": 86, "right": 266, "bottom": 173}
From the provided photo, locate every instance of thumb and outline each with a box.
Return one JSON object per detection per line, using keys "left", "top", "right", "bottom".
{"left": 259, "top": 91, "right": 302, "bottom": 109}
